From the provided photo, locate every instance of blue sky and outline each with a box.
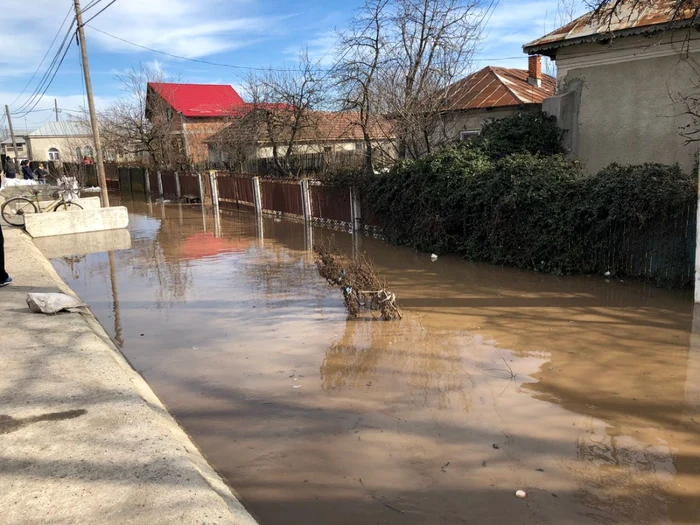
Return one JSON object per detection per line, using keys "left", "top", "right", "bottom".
{"left": 0, "top": 0, "right": 584, "bottom": 131}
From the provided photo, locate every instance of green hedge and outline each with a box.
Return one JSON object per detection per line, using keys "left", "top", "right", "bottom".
{"left": 361, "top": 115, "right": 696, "bottom": 286}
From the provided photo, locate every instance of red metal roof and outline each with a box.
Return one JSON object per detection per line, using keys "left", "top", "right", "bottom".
{"left": 524, "top": 0, "right": 700, "bottom": 55}
{"left": 148, "top": 82, "right": 245, "bottom": 118}
{"left": 443, "top": 67, "right": 556, "bottom": 111}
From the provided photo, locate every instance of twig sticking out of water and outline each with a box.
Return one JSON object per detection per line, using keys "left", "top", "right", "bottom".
{"left": 314, "top": 243, "right": 402, "bottom": 321}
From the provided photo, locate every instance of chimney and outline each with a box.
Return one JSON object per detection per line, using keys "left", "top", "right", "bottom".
{"left": 528, "top": 55, "right": 542, "bottom": 88}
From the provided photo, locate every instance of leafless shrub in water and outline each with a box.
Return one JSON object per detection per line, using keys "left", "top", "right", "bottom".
{"left": 314, "top": 243, "right": 402, "bottom": 321}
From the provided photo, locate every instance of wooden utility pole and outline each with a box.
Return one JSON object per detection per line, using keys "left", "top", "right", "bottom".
{"left": 54, "top": 99, "right": 60, "bottom": 122}
{"left": 4, "top": 105, "right": 20, "bottom": 169}
{"left": 74, "top": 0, "right": 109, "bottom": 207}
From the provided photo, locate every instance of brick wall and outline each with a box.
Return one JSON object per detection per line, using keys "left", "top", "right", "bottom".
{"left": 184, "top": 118, "right": 230, "bottom": 163}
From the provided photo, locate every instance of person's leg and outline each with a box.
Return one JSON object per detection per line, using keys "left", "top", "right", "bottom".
{"left": 0, "top": 224, "right": 9, "bottom": 283}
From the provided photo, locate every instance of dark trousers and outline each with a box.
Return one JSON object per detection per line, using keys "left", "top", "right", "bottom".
{"left": 5, "top": 171, "right": 16, "bottom": 179}
{"left": 0, "top": 225, "right": 7, "bottom": 281}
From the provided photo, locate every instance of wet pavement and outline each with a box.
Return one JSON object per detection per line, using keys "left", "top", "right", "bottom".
{"left": 48, "top": 199, "right": 700, "bottom": 524}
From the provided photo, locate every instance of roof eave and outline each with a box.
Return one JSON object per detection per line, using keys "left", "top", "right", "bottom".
{"left": 523, "top": 18, "right": 698, "bottom": 57}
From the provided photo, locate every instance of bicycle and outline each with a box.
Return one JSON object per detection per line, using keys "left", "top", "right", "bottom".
{"left": 1, "top": 189, "right": 83, "bottom": 226}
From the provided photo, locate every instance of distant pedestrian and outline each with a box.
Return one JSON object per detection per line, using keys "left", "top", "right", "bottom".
{"left": 82, "top": 156, "right": 91, "bottom": 166}
{"left": 21, "top": 161, "right": 34, "bottom": 181}
{"left": 5, "top": 158, "right": 16, "bottom": 179}
{"left": 0, "top": 224, "right": 11, "bottom": 288}
{"left": 34, "top": 163, "right": 48, "bottom": 184}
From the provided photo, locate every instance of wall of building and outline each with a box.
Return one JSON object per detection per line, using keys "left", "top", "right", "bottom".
{"left": 555, "top": 31, "right": 700, "bottom": 174}
{"left": 26, "top": 136, "right": 95, "bottom": 162}
{"left": 435, "top": 106, "right": 540, "bottom": 147}
{"left": 183, "top": 118, "right": 231, "bottom": 164}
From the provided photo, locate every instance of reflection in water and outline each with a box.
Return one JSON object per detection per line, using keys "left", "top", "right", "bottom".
{"left": 47, "top": 199, "right": 700, "bottom": 525}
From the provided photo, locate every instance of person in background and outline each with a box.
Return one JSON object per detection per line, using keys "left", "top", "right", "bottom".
{"left": 21, "top": 160, "right": 34, "bottom": 180}
{"left": 33, "top": 163, "right": 48, "bottom": 184}
{"left": 82, "top": 156, "right": 91, "bottom": 165}
{"left": 5, "top": 158, "right": 16, "bottom": 179}
{"left": 0, "top": 224, "right": 11, "bottom": 287}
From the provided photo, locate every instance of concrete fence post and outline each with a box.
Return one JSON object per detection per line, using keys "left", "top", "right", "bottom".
{"left": 144, "top": 168, "right": 151, "bottom": 195}
{"left": 350, "top": 188, "right": 362, "bottom": 232}
{"left": 174, "top": 171, "right": 182, "bottom": 199}
{"left": 252, "top": 176, "right": 263, "bottom": 214}
{"left": 197, "top": 173, "right": 206, "bottom": 203}
{"left": 209, "top": 171, "right": 220, "bottom": 211}
{"left": 695, "top": 162, "right": 700, "bottom": 303}
{"left": 300, "top": 179, "right": 312, "bottom": 222}
{"left": 157, "top": 170, "right": 163, "bottom": 198}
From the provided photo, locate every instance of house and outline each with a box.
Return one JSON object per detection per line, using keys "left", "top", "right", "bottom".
{"left": 206, "top": 110, "right": 394, "bottom": 168}
{"left": 523, "top": 1, "right": 700, "bottom": 174}
{"left": 146, "top": 82, "right": 246, "bottom": 164}
{"left": 1, "top": 128, "right": 33, "bottom": 165}
{"left": 25, "top": 121, "right": 95, "bottom": 163}
{"left": 437, "top": 56, "right": 555, "bottom": 142}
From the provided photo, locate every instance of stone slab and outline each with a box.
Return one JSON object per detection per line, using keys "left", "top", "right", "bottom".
{"left": 24, "top": 207, "right": 129, "bottom": 238}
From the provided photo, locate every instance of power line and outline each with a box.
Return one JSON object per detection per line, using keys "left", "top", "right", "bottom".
{"left": 13, "top": 25, "right": 75, "bottom": 118}
{"left": 86, "top": 25, "right": 333, "bottom": 72}
{"left": 82, "top": 0, "right": 118, "bottom": 26}
{"left": 8, "top": 4, "right": 75, "bottom": 109}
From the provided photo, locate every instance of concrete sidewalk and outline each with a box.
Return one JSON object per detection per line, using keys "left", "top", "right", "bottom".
{"left": 0, "top": 225, "right": 259, "bottom": 525}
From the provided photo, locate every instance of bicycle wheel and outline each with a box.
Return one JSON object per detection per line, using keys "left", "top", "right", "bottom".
{"left": 54, "top": 202, "right": 83, "bottom": 212}
{"left": 1, "top": 198, "right": 38, "bottom": 226}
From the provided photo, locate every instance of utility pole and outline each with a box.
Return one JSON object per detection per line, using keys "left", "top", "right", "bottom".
{"left": 4, "top": 105, "right": 20, "bottom": 169}
{"left": 54, "top": 99, "right": 60, "bottom": 122}
{"left": 74, "top": 0, "right": 109, "bottom": 207}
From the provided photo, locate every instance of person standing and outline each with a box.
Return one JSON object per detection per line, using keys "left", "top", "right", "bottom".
{"left": 0, "top": 224, "right": 11, "bottom": 287}
{"left": 34, "top": 163, "right": 48, "bottom": 184}
{"left": 21, "top": 161, "right": 34, "bottom": 180}
{"left": 5, "top": 158, "right": 16, "bottom": 179}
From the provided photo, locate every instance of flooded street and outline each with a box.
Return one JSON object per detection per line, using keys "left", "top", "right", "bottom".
{"left": 47, "top": 199, "right": 700, "bottom": 524}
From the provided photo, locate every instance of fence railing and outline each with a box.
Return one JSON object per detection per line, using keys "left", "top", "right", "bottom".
{"left": 98, "top": 166, "right": 698, "bottom": 287}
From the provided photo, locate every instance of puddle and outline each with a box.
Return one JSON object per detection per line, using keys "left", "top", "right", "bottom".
{"left": 48, "top": 199, "right": 700, "bottom": 524}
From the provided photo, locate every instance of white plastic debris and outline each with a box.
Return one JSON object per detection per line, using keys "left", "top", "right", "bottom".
{"left": 293, "top": 385, "right": 302, "bottom": 389}
{"left": 604, "top": 271, "right": 611, "bottom": 277}
{"left": 431, "top": 254, "right": 438, "bottom": 261}
{"left": 515, "top": 490, "right": 527, "bottom": 499}
{"left": 26, "top": 293, "right": 86, "bottom": 315}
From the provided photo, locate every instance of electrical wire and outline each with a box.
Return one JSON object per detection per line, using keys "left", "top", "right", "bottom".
{"left": 13, "top": 17, "right": 76, "bottom": 116}
{"left": 82, "top": 0, "right": 118, "bottom": 26}
{"left": 8, "top": 3, "right": 74, "bottom": 108}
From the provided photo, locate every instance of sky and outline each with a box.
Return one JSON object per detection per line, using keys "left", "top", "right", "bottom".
{"left": 0, "top": 0, "right": 585, "bottom": 132}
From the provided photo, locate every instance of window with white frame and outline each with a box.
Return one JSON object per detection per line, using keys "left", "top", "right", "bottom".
{"left": 76, "top": 147, "right": 82, "bottom": 159}
{"left": 48, "top": 148, "right": 60, "bottom": 161}
{"left": 84, "top": 146, "right": 94, "bottom": 158}
{"left": 459, "top": 130, "right": 480, "bottom": 141}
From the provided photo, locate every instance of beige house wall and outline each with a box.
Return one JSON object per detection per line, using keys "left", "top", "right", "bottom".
{"left": 26, "top": 136, "right": 95, "bottom": 162}
{"left": 554, "top": 31, "right": 700, "bottom": 174}
{"left": 433, "top": 106, "right": 542, "bottom": 148}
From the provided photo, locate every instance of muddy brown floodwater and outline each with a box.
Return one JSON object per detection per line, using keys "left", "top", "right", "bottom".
{"left": 47, "top": 199, "right": 700, "bottom": 525}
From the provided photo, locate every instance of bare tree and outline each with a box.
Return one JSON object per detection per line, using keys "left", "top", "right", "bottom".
{"left": 98, "top": 65, "right": 187, "bottom": 169}
{"left": 206, "top": 109, "right": 261, "bottom": 171}
{"left": 245, "top": 51, "right": 325, "bottom": 177}
{"left": 336, "top": 0, "right": 392, "bottom": 174}
{"left": 337, "top": 0, "right": 488, "bottom": 161}
{"left": 385, "top": 0, "right": 487, "bottom": 158}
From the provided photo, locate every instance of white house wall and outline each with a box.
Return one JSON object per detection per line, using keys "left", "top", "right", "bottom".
{"left": 25, "top": 136, "right": 95, "bottom": 162}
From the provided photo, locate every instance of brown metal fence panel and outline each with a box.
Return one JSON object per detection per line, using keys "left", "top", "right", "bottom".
{"left": 130, "top": 167, "right": 146, "bottom": 196}
{"left": 179, "top": 174, "right": 200, "bottom": 197}
{"left": 217, "top": 174, "right": 254, "bottom": 208}
{"left": 260, "top": 179, "right": 303, "bottom": 216}
{"left": 118, "top": 167, "right": 131, "bottom": 194}
{"left": 310, "top": 185, "right": 351, "bottom": 223}
{"left": 161, "top": 171, "right": 178, "bottom": 197}
{"left": 149, "top": 170, "right": 159, "bottom": 194}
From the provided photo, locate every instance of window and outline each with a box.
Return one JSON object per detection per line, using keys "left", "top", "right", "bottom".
{"left": 48, "top": 148, "right": 60, "bottom": 161}
{"left": 83, "top": 146, "right": 94, "bottom": 159}
{"left": 459, "top": 130, "right": 480, "bottom": 141}
{"left": 76, "top": 147, "right": 82, "bottom": 159}
{"left": 323, "top": 146, "right": 333, "bottom": 153}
